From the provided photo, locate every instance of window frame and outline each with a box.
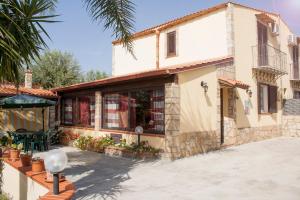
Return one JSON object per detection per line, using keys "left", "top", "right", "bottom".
{"left": 258, "top": 83, "right": 278, "bottom": 114}
{"left": 101, "top": 86, "right": 165, "bottom": 135}
{"left": 166, "top": 31, "right": 177, "bottom": 57}
{"left": 61, "top": 93, "right": 96, "bottom": 128}
{"left": 294, "top": 90, "right": 300, "bottom": 99}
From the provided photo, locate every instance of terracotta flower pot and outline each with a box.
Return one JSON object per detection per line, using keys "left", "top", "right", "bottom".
{"left": 20, "top": 154, "right": 32, "bottom": 167}
{"left": 32, "top": 159, "right": 45, "bottom": 173}
{"left": 9, "top": 149, "right": 20, "bottom": 161}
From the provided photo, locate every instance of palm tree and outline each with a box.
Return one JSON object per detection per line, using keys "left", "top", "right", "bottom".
{"left": 0, "top": 0, "right": 58, "bottom": 84}
{"left": 0, "top": 0, "right": 135, "bottom": 84}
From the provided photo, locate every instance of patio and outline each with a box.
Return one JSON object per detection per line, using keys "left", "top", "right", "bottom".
{"left": 35, "top": 137, "right": 300, "bottom": 200}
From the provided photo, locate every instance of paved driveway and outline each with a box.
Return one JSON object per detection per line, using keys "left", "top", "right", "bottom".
{"left": 37, "top": 137, "right": 300, "bottom": 200}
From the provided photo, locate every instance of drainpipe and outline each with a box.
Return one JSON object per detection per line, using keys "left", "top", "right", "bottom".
{"left": 155, "top": 29, "right": 160, "bottom": 69}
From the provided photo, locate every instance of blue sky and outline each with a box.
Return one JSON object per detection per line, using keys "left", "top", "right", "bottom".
{"left": 45, "top": 0, "right": 300, "bottom": 74}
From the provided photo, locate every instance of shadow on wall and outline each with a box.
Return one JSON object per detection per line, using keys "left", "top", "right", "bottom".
{"left": 179, "top": 68, "right": 215, "bottom": 133}
{"left": 235, "top": 90, "right": 251, "bottom": 128}
{"left": 176, "top": 77, "right": 218, "bottom": 155}
{"left": 62, "top": 149, "right": 156, "bottom": 199}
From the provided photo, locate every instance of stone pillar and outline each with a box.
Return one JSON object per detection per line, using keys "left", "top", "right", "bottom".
{"left": 164, "top": 82, "right": 180, "bottom": 159}
{"left": 56, "top": 96, "right": 61, "bottom": 126}
{"left": 95, "top": 91, "right": 102, "bottom": 131}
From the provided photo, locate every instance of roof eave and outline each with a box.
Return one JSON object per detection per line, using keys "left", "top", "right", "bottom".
{"left": 53, "top": 56, "right": 233, "bottom": 93}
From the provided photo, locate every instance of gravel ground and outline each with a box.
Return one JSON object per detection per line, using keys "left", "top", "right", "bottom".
{"left": 36, "top": 137, "right": 300, "bottom": 200}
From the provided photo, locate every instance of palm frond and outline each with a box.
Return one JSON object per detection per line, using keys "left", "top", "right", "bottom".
{"left": 84, "top": 0, "right": 135, "bottom": 55}
{"left": 0, "top": 0, "right": 58, "bottom": 84}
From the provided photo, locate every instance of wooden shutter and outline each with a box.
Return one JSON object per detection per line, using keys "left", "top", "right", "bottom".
{"left": 268, "top": 85, "right": 277, "bottom": 113}
{"left": 257, "top": 21, "right": 268, "bottom": 66}
{"left": 293, "top": 45, "right": 299, "bottom": 79}
{"left": 167, "top": 31, "right": 176, "bottom": 56}
{"left": 257, "top": 83, "right": 261, "bottom": 114}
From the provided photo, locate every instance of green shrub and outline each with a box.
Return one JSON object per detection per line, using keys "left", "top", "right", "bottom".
{"left": 0, "top": 193, "right": 11, "bottom": 200}
{"left": 74, "top": 136, "right": 115, "bottom": 152}
{"left": 126, "top": 141, "right": 160, "bottom": 154}
{"left": 0, "top": 136, "right": 8, "bottom": 147}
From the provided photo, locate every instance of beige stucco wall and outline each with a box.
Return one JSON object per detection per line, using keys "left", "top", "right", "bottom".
{"left": 2, "top": 162, "right": 49, "bottom": 200}
{"left": 0, "top": 108, "right": 49, "bottom": 132}
{"left": 112, "top": 9, "right": 228, "bottom": 76}
{"left": 159, "top": 9, "right": 228, "bottom": 67}
{"left": 61, "top": 127, "right": 165, "bottom": 150}
{"left": 232, "top": 5, "right": 297, "bottom": 129}
{"left": 112, "top": 34, "right": 156, "bottom": 76}
{"left": 178, "top": 66, "right": 218, "bottom": 133}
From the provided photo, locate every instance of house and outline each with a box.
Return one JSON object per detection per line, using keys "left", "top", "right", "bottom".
{"left": 0, "top": 70, "right": 57, "bottom": 132}
{"left": 53, "top": 2, "right": 300, "bottom": 159}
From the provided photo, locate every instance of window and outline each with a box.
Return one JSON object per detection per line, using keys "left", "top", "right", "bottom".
{"left": 103, "top": 88, "right": 165, "bottom": 134}
{"left": 167, "top": 31, "right": 176, "bottom": 57}
{"left": 63, "top": 98, "right": 74, "bottom": 125}
{"left": 258, "top": 83, "right": 277, "bottom": 114}
{"left": 103, "top": 93, "right": 129, "bottom": 129}
{"left": 294, "top": 91, "right": 300, "bottom": 99}
{"left": 62, "top": 94, "right": 95, "bottom": 127}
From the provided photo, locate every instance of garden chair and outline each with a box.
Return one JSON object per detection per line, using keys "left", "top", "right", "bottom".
{"left": 30, "top": 132, "right": 45, "bottom": 152}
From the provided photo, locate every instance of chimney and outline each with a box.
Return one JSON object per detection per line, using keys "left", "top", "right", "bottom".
{"left": 25, "top": 69, "right": 32, "bottom": 88}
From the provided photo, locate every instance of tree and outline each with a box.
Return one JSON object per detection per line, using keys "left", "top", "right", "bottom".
{"left": 31, "top": 50, "right": 81, "bottom": 89}
{"left": 81, "top": 70, "right": 108, "bottom": 82}
{"left": 85, "top": 0, "right": 135, "bottom": 53}
{"left": 0, "top": 0, "right": 57, "bottom": 84}
{"left": 0, "top": 0, "right": 135, "bottom": 84}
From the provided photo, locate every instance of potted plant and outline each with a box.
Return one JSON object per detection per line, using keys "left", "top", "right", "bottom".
{"left": 32, "top": 157, "right": 45, "bottom": 173}
{"left": 20, "top": 153, "right": 32, "bottom": 167}
{"left": 9, "top": 144, "right": 21, "bottom": 161}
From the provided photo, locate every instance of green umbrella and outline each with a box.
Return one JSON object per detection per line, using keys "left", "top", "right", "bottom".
{"left": 0, "top": 94, "right": 56, "bottom": 108}
{"left": 0, "top": 94, "right": 56, "bottom": 130}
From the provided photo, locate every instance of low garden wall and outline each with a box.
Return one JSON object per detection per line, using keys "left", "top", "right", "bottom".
{"left": 282, "top": 115, "right": 300, "bottom": 137}
{"left": 59, "top": 126, "right": 165, "bottom": 150}
{"left": 1, "top": 157, "right": 74, "bottom": 200}
{"left": 282, "top": 99, "right": 300, "bottom": 137}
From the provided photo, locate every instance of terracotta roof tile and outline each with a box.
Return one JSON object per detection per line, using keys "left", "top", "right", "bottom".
{"left": 218, "top": 77, "right": 249, "bottom": 89}
{"left": 0, "top": 84, "right": 57, "bottom": 98}
{"left": 53, "top": 56, "right": 233, "bottom": 92}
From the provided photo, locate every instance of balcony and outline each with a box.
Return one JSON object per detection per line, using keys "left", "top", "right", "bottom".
{"left": 252, "top": 44, "right": 287, "bottom": 76}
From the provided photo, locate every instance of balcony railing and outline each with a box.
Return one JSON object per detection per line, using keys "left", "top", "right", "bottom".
{"left": 252, "top": 44, "right": 287, "bottom": 74}
{"left": 290, "top": 63, "right": 300, "bottom": 80}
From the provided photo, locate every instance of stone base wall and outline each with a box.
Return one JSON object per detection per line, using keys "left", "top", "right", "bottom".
{"left": 282, "top": 115, "right": 300, "bottom": 137}
{"left": 224, "top": 125, "right": 282, "bottom": 147}
{"left": 164, "top": 131, "right": 220, "bottom": 159}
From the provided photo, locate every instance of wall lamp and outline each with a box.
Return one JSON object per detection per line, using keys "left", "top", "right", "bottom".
{"left": 201, "top": 81, "right": 208, "bottom": 93}
{"left": 246, "top": 89, "right": 252, "bottom": 98}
